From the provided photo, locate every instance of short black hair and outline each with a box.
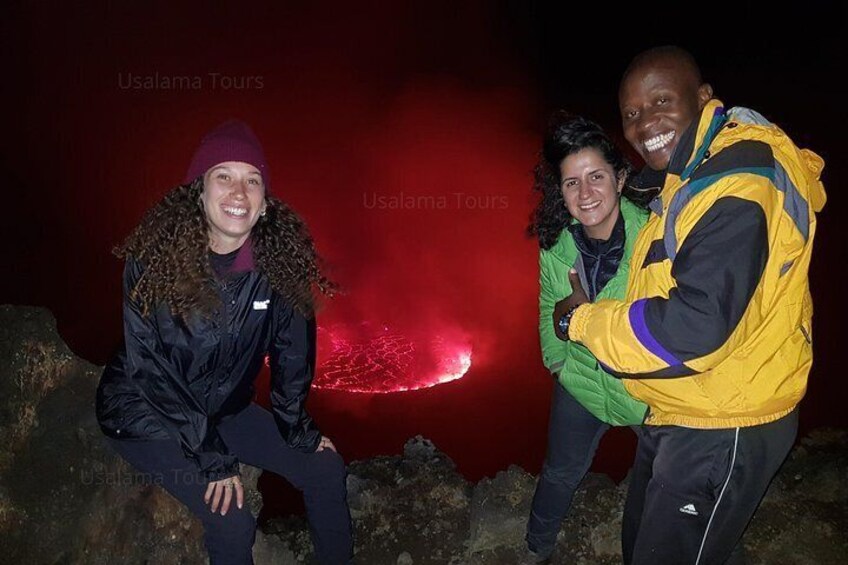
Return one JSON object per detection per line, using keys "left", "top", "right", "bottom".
{"left": 622, "top": 45, "right": 704, "bottom": 86}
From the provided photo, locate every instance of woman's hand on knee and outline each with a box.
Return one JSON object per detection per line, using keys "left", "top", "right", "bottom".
{"left": 204, "top": 475, "right": 244, "bottom": 516}
{"left": 317, "top": 435, "right": 337, "bottom": 453}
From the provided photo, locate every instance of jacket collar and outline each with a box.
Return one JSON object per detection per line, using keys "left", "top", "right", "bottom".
{"left": 230, "top": 237, "right": 256, "bottom": 273}
{"left": 634, "top": 99, "right": 728, "bottom": 215}
{"left": 675, "top": 99, "right": 728, "bottom": 180}
{"left": 628, "top": 166, "right": 666, "bottom": 215}
{"left": 569, "top": 209, "right": 625, "bottom": 258}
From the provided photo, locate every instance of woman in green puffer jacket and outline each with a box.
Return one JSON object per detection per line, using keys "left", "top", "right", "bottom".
{"left": 523, "top": 114, "right": 649, "bottom": 563}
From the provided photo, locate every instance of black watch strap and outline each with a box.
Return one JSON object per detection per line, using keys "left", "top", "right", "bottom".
{"left": 558, "top": 305, "right": 579, "bottom": 340}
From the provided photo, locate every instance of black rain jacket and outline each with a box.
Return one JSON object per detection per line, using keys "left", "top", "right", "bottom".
{"left": 96, "top": 257, "right": 321, "bottom": 481}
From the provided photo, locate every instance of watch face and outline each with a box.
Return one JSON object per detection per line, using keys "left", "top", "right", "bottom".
{"left": 558, "top": 314, "right": 569, "bottom": 336}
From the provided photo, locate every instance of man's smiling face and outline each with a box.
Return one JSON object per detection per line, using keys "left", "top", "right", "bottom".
{"left": 619, "top": 55, "right": 713, "bottom": 171}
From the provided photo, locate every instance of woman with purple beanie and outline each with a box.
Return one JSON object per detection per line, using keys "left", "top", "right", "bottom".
{"left": 96, "top": 120, "right": 352, "bottom": 564}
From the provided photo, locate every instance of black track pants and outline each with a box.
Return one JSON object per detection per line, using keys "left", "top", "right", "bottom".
{"left": 622, "top": 408, "right": 798, "bottom": 565}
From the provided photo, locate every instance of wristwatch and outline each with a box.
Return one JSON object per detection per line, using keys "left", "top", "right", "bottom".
{"left": 557, "top": 305, "right": 579, "bottom": 340}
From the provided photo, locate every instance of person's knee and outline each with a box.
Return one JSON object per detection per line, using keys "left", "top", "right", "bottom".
{"left": 303, "top": 451, "right": 347, "bottom": 493}
{"left": 314, "top": 449, "right": 345, "bottom": 477}
{"left": 203, "top": 506, "right": 257, "bottom": 549}
{"left": 539, "top": 460, "right": 583, "bottom": 487}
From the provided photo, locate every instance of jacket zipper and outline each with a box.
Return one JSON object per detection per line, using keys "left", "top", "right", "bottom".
{"left": 210, "top": 280, "right": 234, "bottom": 414}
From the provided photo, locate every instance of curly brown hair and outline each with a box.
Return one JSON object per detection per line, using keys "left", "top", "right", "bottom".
{"left": 528, "top": 113, "right": 644, "bottom": 250}
{"left": 115, "top": 179, "right": 335, "bottom": 319}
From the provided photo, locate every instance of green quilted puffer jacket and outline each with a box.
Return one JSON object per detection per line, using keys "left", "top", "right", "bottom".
{"left": 538, "top": 197, "right": 648, "bottom": 426}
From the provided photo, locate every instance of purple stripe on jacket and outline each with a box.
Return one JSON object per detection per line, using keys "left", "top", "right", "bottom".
{"left": 628, "top": 299, "right": 682, "bottom": 366}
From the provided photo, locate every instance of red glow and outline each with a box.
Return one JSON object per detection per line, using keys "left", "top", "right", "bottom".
{"left": 313, "top": 322, "right": 472, "bottom": 393}
{"left": 9, "top": 3, "right": 666, "bottom": 481}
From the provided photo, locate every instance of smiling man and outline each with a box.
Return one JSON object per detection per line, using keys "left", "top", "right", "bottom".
{"left": 555, "top": 46, "right": 827, "bottom": 564}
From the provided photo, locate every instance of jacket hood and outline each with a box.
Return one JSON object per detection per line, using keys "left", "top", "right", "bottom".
{"left": 675, "top": 100, "right": 827, "bottom": 213}
{"left": 797, "top": 147, "right": 827, "bottom": 212}
{"left": 672, "top": 99, "right": 727, "bottom": 180}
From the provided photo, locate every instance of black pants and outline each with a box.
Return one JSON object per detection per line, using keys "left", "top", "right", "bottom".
{"left": 108, "top": 403, "right": 352, "bottom": 564}
{"left": 526, "top": 385, "right": 611, "bottom": 557}
{"left": 622, "top": 408, "right": 798, "bottom": 565}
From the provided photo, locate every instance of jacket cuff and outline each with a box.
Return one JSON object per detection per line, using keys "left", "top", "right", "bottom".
{"left": 295, "top": 429, "right": 322, "bottom": 453}
{"left": 196, "top": 451, "right": 240, "bottom": 482}
{"left": 568, "top": 303, "right": 594, "bottom": 342}
{"left": 202, "top": 460, "right": 240, "bottom": 482}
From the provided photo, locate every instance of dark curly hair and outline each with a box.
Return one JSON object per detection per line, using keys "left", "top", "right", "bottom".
{"left": 115, "top": 178, "right": 335, "bottom": 319}
{"left": 529, "top": 113, "right": 642, "bottom": 250}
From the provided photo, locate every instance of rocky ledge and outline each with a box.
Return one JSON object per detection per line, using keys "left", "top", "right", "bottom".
{"left": 1, "top": 305, "right": 846, "bottom": 564}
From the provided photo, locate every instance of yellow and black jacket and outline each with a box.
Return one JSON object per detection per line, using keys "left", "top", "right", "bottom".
{"left": 569, "top": 99, "right": 827, "bottom": 428}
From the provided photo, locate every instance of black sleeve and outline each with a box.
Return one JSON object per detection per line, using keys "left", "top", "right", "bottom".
{"left": 122, "top": 258, "right": 239, "bottom": 480}
{"left": 268, "top": 299, "right": 321, "bottom": 452}
{"left": 632, "top": 196, "right": 769, "bottom": 378}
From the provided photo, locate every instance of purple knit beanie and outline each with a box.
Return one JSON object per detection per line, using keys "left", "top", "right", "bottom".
{"left": 184, "top": 120, "right": 271, "bottom": 190}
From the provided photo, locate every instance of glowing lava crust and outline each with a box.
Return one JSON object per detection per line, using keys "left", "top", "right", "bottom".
{"left": 312, "top": 322, "right": 472, "bottom": 393}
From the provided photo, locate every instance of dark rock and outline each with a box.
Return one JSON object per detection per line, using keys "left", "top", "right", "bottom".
{"left": 0, "top": 306, "right": 206, "bottom": 563}
{"left": 743, "top": 427, "right": 848, "bottom": 565}
{"left": 467, "top": 464, "right": 535, "bottom": 558}
{"left": 340, "top": 435, "right": 471, "bottom": 564}
{"left": 468, "top": 468, "right": 624, "bottom": 564}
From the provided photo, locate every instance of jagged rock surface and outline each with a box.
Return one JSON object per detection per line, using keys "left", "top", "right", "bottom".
{"left": 742, "top": 428, "right": 848, "bottom": 565}
{"left": 1, "top": 305, "right": 847, "bottom": 564}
